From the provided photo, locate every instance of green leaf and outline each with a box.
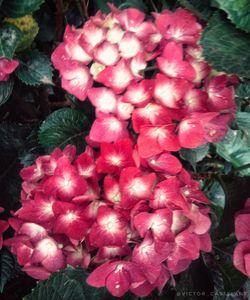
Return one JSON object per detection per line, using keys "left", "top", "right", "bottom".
{"left": 216, "top": 128, "right": 250, "bottom": 176}
{"left": 94, "top": 0, "right": 146, "bottom": 13}
{"left": 236, "top": 81, "right": 250, "bottom": 99}
{"left": 24, "top": 267, "right": 126, "bottom": 300}
{"left": 200, "top": 12, "right": 250, "bottom": 79}
{"left": 180, "top": 144, "right": 209, "bottom": 170}
{"left": 215, "top": 254, "right": 247, "bottom": 292}
{"left": 0, "top": 78, "right": 14, "bottom": 107}
{"left": 0, "top": 248, "right": 17, "bottom": 293}
{"left": 2, "top": 0, "right": 45, "bottom": 17}
{"left": 23, "top": 268, "right": 87, "bottom": 300}
{"left": 206, "top": 180, "right": 225, "bottom": 228}
{"left": 214, "top": 0, "right": 250, "bottom": 33}
{"left": 236, "top": 112, "right": 250, "bottom": 131}
{"left": 0, "top": 24, "right": 22, "bottom": 59}
{"left": 177, "top": 0, "right": 213, "bottom": 20}
{"left": 38, "top": 108, "right": 90, "bottom": 153}
{"left": 16, "top": 50, "right": 53, "bottom": 86}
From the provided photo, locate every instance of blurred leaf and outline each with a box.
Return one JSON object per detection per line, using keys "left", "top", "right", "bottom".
{"left": 24, "top": 267, "right": 130, "bottom": 300}
{"left": 0, "top": 248, "right": 17, "bottom": 293}
{"left": 215, "top": 128, "right": 250, "bottom": 176}
{"left": 214, "top": 0, "right": 250, "bottom": 33}
{"left": 38, "top": 108, "right": 90, "bottom": 153}
{"left": 94, "top": 0, "right": 146, "bottom": 13}
{"left": 236, "top": 112, "right": 250, "bottom": 131}
{"left": 206, "top": 180, "right": 225, "bottom": 228}
{"left": 200, "top": 12, "right": 250, "bottom": 79}
{"left": 177, "top": 0, "right": 213, "bottom": 20}
{"left": 180, "top": 144, "right": 209, "bottom": 170}
{"left": 2, "top": 0, "right": 45, "bottom": 17}
{"left": 0, "top": 24, "right": 22, "bottom": 59}
{"left": 0, "top": 78, "right": 14, "bottom": 107}
{"left": 215, "top": 253, "right": 247, "bottom": 292}
{"left": 16, "top": 50, "right": 53, "bottom": 86}
{"left": 236, "top": 81, "right": 250, "bottom": 99}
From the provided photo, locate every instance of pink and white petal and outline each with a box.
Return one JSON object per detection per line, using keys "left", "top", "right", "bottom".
{"left": 87, "top": 87, "right": 117, "bottom": 113}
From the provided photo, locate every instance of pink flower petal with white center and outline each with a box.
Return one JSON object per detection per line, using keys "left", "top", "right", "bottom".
{"left": 16, "top": 243, "right": 33, "bottom": 265}
{"left": 44, "top": 156, "right": 87, "bottom": 200}
{"left": 154, "top": 9, "right": 202, "bottom": 44}
{"left": 15, "top": 197, "right": 55, "bottom": 224}
{"left": 65, "top": 245, "right": 90, "bottom": 268}
{"left": 82, "top": 20, "right": 106, "bottom": 49}
{"left": 104, "top": 176, "right": 122, "bottom": 205}
{"left": 129, "top": 52, "right": 147, "bottom": 79}
{"left": 119, "top": 32, "right": 142, "bottom": 59}
{"left": 134, "top": 209, "right": 173, "bottom": 241}
{"left": 89, "top": 207, "right": 127, "bottom": 247}
{"left": 138, "top": 125, "right": 180, "bottom": 158}
{"left": 113, "top": 7, "right": 145, "bottom": 32}
{"left": 132, "top": 103, "right": 172, "bottom": 133}
{"left": 123, "top": 80, "right": 154, "bottom": 107}
{"left": 60, "top": 62, "right": 92, "bottom": 101}
{"left": 189, "top": 59, "right": 211, "bottom": 84}
{"left": 132, "top": 233, "right": 171, "bottom": 283}
{"left": 94, "top": 41, "right": 119, "bottom": 66}
{"left": 97, "top": 245, "right": 131, "bottom": 260}
{"left": 22, "top": 266, "right": 51, "bottom": 280}
{"left": 157, "top": 42, "right": 195, "bottom": 81}
{"left": 106, "top": 24, "right": 124, "bottom": 44}
{"left": 89, "top": 114, "right": 128, "bottom": 143}
{"left": 75, "top": 149, "right": 96, "bottom": 179}
{"left": 183, "top": 88, "right": 208, "bottom": 113}
{"left": 18, "top": 223, "right": 48, "bottom": 243}
{"left": 83, "top": 200, "right": 106, "bottom": 220}
{"left": 120, "top": 167, "right": 156, "bottom": 209}
{"left": 53, "top": 201, "right": 91, "bottom": 240}
{"left": 154, "top": 74, "right": 189, "bottom": 109}
{"left": 65, "top": 41, "right": 92, "bottom": 64}
{"left": 151, "top": 177, "right": 188, "bottom": 210}
{"left": 87, "top": 260, "right": 117, "bottom": 287}
{"left": 106, "top": 266, "right": 131, "bottom": 297}
{"left": 206, "top": 75, "right": 235, "bottom": 112}
{"left": 97, "top": 138, "right": 134, "bottom": 175}
{"left": 186, "top": 204, "right": 211, "bottom": 235}
{"left": 147, "top": 153, "right": 182, "bottom": 174}
{"left": 233, "top": 241, "right": 250, "bottom": 276}
{"left": 87, "top": 87, "right": 117, "bottom": 114}
{"left": 96, "top": 60, "right": 133, "bottom": 93}
{"left": 20, "top": 164, "right": 43, "bottom": 183}
{"left": 116, "top": 97, "right": 134, "bottom": 120}
{"left": 178, "top": 117, "right": 205, "bottom": 148}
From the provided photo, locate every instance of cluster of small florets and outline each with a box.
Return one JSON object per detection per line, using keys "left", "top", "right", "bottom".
{"left": 52, "top": 5, "right": 237, "bottom": 150}
{"left": 6, "top": 141, "right": 212, "bottom": 297}
{"left": 233, "top": 198, "right": 250, "bottom": 278}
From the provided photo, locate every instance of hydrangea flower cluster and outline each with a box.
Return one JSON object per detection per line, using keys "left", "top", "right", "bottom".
{"left": 52, "top": 5, "right": 237, "bottom": 150}
{"left": 5, "top": 140, "right": 212, "bottom": 297}
{"left": 0, "top": 57, "right": 19, "bottom": 81}
{"left": 233, "top": 198, "right": 250, "bottom": 277}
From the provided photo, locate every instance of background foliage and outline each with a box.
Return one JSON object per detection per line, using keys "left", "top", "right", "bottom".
{"left": 0, "top": 0, "right": 249, "bottom": 299}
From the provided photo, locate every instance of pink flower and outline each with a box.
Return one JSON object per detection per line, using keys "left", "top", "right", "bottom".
{"left": 0, "top": 58, "right": 19, "bottom": 81}
{"left": 0, "top": 207, "right": 8, "bottom": 249}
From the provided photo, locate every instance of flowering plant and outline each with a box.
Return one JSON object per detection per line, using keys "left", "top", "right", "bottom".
{"left": 0, "top": 0, "right": 250, "bottom": 299}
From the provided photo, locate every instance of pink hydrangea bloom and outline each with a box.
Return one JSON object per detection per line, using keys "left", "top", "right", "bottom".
{"left": 0, "top": 58, "right": 19, "bottom": 81}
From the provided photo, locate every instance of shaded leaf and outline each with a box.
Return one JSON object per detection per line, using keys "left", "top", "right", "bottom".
{"left": 177, "top": 0, "right": 213, "bottom": 20}
{"left": 38, "top": 108, "right": 90, "bottom": 153}
{"left": 0, "top": 24, "right": 22, "bottom": 59}
{"left": 214, "top": 0, "right": 250, "bottom": 33}
{"left": 236, "top": 112, "right": 250, "bottom": 131}
{"left": 2, "top": 0, "right": 45, "bottom": 18}
{"left": 0, "top": 78, "right": 14, "bottom": 107}
{"left": 236, "top": 81, "right": 250, "bottom": 99}
{"left": 0, "top": 248, "right": 17, "bottom": 293}
{"left": 180, "top": 144, "right": 209, "bottom": 170}
{"left": 215, "top": 128, "right": 250, "bottom": 176}
{"left": 200, "top": 12, "right": 250, "bottom": 79}
{"left": 16, "top": 50, "right": 53, "bottom": 86}
{"left": 94, "top": 0, "right": 146, "bottom": 13}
